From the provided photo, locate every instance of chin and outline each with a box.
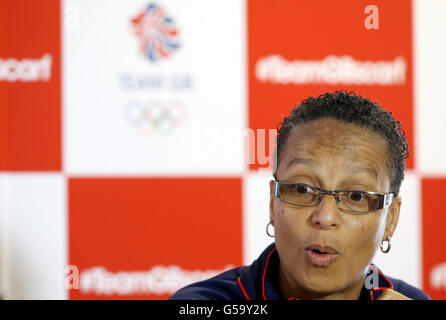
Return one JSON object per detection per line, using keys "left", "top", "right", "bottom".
{"left": 298, "top": 263, "right": 349, "bottom": 294}
{"left": 300, "top": 273, "right": 345, "bottom": 294}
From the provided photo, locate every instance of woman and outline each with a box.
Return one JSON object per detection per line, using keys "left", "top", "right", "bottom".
{"left": 169, "top": 91, "right": 430, "bottom": 300}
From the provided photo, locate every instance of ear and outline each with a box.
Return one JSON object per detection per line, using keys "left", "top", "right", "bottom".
{"left": 383, "top": 195, "right": 401, "bottom": 240}
{"left": 269, "top": 180, "right": 275, "bottom": 225}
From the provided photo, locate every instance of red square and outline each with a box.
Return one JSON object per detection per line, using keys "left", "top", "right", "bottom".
{"left": 68, "top": 177, "right": 243, "bottom": 299}
{"left": 0, "top": 0, "right": 61, "bottom": 171}
{"left": 248, "top": 0, "right": 414, "bottom": 170}
{"left": 422, "top": 178, "right": 446, "bottom": 299}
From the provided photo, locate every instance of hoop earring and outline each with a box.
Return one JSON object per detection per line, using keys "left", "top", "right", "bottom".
{"left": 266, "top": 220, "right": 275, "bottom": 238}
{"left": 380, "top": 237, "right": 391, "bottom": 253}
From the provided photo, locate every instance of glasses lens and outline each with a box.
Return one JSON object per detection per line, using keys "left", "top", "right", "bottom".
{"left": 337, "top": 191, "right": 379, "bottom": 213}
{"left": 279, "top": 183, "right": 319, "bottom": 206}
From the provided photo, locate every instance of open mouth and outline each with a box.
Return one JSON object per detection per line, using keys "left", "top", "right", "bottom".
{"left": 304, "top": 244, "right": 340, "bottom": 267}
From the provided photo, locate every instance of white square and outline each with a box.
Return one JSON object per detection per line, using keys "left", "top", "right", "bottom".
{"left": 0, "top": 174, "right": 67, "bottom": 299}
{"left": 414, "top": 0, "right": 446, "bottom": 174}
{"left": 372, "top": 171, "right": 421, "bottom": 288}
{"left": 243, "top": 172, "right": 276, "bottom": 265}
{"left": 63, "top": 0, "right": 246, "bottom": 175}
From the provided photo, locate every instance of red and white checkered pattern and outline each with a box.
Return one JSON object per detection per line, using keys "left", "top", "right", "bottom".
{"left": 1, "top": 0, "right": 446, "bottom": 299}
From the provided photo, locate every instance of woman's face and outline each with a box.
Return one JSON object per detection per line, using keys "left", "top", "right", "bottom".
{"left": 270, "top": 118, "right": 401, "bottom": 299}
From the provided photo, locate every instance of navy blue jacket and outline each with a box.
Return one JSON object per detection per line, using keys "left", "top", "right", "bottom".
{"left": 169, "top": 243, "right": 430, "bottom": 300}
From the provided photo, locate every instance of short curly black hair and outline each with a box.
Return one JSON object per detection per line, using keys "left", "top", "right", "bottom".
{"left": 274, "top": 90, "right": 409, "bottom": 196}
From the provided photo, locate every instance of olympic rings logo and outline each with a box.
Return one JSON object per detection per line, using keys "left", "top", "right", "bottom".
{"left": 124, "top": 100, "right": 186, "bottom": 137}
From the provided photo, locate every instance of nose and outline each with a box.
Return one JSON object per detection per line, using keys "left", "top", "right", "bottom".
{"left": 310, "top": 193, "right": 340, "bottom": 229}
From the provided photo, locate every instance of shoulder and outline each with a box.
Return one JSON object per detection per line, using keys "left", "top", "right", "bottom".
{"left": 169, "top": 243, "right": 276, "bottom": 300}
{"left": 168, "top": 266, "right": 248, "bottom": 300}
{"left": 386, "top": 276, "right": 431, "bottom": 300}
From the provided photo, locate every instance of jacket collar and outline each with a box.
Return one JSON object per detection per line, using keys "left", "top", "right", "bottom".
{"left": 238, "top": 243, "right": 393, "bottom": 300}
{"left": 362, "top": 264, "right": 394, "bottom": 300}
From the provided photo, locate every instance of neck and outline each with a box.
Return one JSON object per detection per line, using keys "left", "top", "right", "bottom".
{"left": 278, "top": 265, "right": 366, "bottom": 300}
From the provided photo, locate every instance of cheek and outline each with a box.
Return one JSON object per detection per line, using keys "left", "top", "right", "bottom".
{"left": 273, "top": 202, "right": 308, "bottom": 237}
{"left": 347, "top": 213, "right": 386, "bottom": 260}
{"left": 273, "top": 203, "right": 311, "bottom": 260}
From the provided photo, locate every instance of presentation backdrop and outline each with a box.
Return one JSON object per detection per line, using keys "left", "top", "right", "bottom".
{"left": 1, "top": 0, "right": 446, "bottom": 299}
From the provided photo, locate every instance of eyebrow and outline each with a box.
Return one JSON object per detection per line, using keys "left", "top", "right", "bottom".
{"left": 287, "top": 157, "right": 320, "bottom": 169}
{"left": 349, "top": 166, "right": 378, "bottom": 179}
{"left": 287, "top": 157, "right": 378, "bottom": 179}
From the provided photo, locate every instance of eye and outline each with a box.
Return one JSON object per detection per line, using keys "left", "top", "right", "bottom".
{"left": 348, "top": 191, "right": 367, "bottom": 202}
{"left": 294, "top": 184, "right": 311, "bottom": 194}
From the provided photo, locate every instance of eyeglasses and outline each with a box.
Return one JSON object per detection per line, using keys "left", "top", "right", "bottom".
{"left": 274, "top": 180, "right": 395, "bottom": 214}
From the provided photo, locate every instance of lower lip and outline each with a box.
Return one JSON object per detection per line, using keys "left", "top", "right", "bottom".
{"left": 305, "top": 250, "right": 340, "bottom": 267}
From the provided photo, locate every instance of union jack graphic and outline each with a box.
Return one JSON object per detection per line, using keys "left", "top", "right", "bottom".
{"left": 130, "top": 3, "right": 180, "bottom": 62}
